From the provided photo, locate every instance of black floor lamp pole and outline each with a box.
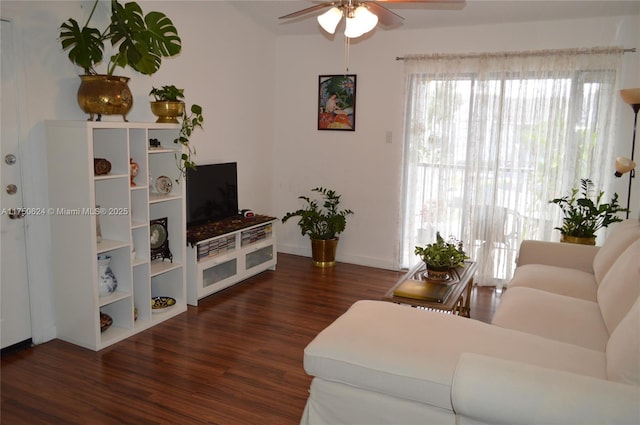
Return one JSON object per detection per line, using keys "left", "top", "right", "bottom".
{"left": 619, "top": 87, "right": 640, "bottom": 219}
{"left": 626, "top": 105, "right": 639, "bottom": 219}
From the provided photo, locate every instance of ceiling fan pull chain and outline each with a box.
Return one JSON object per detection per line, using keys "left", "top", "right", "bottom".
{"left": 344, "top": 35, "right": 350, "bottom": 72}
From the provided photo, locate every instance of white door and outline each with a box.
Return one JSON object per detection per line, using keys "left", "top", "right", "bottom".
{"left": 1, "top": 17, "right": 32, "bottom": 350}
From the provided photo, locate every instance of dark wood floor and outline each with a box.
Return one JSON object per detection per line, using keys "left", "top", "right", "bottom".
{"left": 1, "top": 253, "right": 501, "bottom": 425}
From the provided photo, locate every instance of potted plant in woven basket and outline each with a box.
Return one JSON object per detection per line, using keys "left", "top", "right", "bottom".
{"left": 414, "top": 232, "right": 468, "bottom": 280}
{"left": 549, "top": 178, "right": 628, "bottom": 245}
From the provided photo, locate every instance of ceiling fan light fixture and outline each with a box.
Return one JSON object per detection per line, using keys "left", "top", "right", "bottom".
{"left": 344, "top": 6, "right": 378, "bottom": 39}
{"left": 317, "top": 7, "right": 342, "bottom": 34}
{"left": 354, "top": 5, "right": 378, "bottom": 33}
{"left": 344, "top": 16, "right": 364, "bottom": 38}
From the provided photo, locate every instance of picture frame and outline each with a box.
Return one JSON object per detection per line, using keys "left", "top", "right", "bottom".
{"left": 318, "top": 74, "right": 356, "bottom": 131}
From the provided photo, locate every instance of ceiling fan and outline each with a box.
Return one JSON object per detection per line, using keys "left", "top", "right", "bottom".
{"left": 279, "top": 0, "right": 464, "bottom": 39}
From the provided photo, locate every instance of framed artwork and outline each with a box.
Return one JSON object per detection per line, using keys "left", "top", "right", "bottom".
{"left": 150, "top": 217, "right": 173, "bottom": 262}
{"left": 318, "top": 74, "right": 356, "bottom": 131}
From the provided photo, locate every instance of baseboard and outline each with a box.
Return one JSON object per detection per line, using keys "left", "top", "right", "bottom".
{"left": 277, "top": 244, "right": 400, "bottom": 271}
{"left": 1, "top": 338, "right": 33, "bottom": 357}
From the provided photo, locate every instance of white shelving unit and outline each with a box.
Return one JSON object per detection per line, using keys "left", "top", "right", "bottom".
{"left": 187, "top": 218, "right": 277, "bottom": 305}
{"left": 45, "top": 121, "right": 187, "bottom": 351}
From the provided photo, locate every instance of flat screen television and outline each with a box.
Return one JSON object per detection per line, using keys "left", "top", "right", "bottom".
{"left": 186, "top": 162, "right": 238, "bottom": 227}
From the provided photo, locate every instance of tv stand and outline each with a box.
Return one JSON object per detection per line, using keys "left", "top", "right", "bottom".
{"left": 186, "top": 215, "right": 277, "bottom": 305}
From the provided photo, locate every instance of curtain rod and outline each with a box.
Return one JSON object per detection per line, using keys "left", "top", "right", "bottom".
{"left": 396, "top": 47, "right": 636, "bottom": 61}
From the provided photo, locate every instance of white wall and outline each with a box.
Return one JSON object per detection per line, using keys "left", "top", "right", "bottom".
{"left": 273, "top": 13, "right": 640, "bottom": 270}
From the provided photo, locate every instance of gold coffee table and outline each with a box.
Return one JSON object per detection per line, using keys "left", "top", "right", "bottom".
{"left": 383, "top": 261, "right": 477, "bottom": 317}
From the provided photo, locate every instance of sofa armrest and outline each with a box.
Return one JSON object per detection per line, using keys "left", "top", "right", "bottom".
{"left": 516, "top": 240, "right": 598, "bottom": 273}
{"left": 451, "top": 353, "right": 640, "bottom": 425}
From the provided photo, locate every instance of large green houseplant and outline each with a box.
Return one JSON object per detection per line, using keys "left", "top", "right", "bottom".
{"left": 550, "top": 178, "right": 628, "bottom": 245}
{"left": 282, "top": 187, "right": 354, "bottom": 268}
{"left": 414, "top": 232, "right": 468, "bottom": 280}
{"left": 59, "top": 0, "right": 182, "bottom": 119}
{"left": 60, "top": 0, "right": 181, "bottom": 76}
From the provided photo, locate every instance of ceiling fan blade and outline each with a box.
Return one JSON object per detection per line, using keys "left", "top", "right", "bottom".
{"left": 375, "top": 0, "right": 465, "bottom": 3}
{"left": 363, "top": 2, "right": 404, "bottom": 26}
{"left": 279, "top": 2, "right": 336, "bottom": 20}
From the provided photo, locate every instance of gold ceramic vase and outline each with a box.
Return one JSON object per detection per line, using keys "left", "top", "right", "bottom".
{"left": 150, "top": 101, "right": 185, "bottom": 123}
{"left": 77, "top": 75, "right": 133, "bottom": 121}
{"left": 311, "top": 238, "right": 339, "bottom": 268}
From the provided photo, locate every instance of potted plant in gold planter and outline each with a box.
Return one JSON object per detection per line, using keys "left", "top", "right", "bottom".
{"left": 149, "top": 85, "right": 186, "bottom": 123}
{"left": 282, "top": 187, "right": 354, "bottom": 268}
{"left": 59, "top": 0, "right": 182, "bottom": 120}
{"left": 550, "top": 178, "right": 628, "bottom": 245}
{"left": 148, "top": 85, "right": 204, "bottom": 180}
{"left": 414, "top": 232, "right": 468, "bottom": 280}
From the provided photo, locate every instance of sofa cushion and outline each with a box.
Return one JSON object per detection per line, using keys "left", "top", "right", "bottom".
{"left": 452, "top": 353, "right": 640, "bottom": 425}
{"left": 597, "top": 239, "right": 640, "bottom": 335}
{"left": 593, "top": 219, "right": 640, "bottom": 284}
{"left": 491, "top": 287, "right": 609, "bottom": 351}
{"left": 516, "top": 240, "right": 598, "bottom": 273}
{"left": 508, "top": 264, "right": 597, "bottom": 301}
{"left": 606, "top": 297, "right": 640, "bottom": 385}
{"left": 304, "top": 300, "right": 606, "bottom": 412}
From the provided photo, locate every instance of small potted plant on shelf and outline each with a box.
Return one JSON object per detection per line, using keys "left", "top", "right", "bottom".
{"left": 149, "top": 85, "right": 186, "bottom": 123}
{"left": 282, "top": 187, "right": 354, "bottom": 268}
{"left": 148, "top": 85, "right": 204, "bottom": 180}
{"left": 414, "top": 232, "right": 468, "bottom": 280}
{"left": 549, "top": 178, "right": 628, "bottom": 245}
{"left": 59, "top": 0, "right": 182, "bottom": 120}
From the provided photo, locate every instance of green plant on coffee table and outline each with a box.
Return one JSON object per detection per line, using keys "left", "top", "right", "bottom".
{"left": 282, "top": 187, "right": 354, "bottom": 240}
{"left": 414, "top": 232, "right": 468, "bottom": 270}
{"left": 549, "top": 178, "right": 627, "bottom": 238}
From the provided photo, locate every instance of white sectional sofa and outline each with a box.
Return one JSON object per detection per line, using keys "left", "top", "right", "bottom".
{"left": 300, "top": 219, "right": 640, "bottom": 425}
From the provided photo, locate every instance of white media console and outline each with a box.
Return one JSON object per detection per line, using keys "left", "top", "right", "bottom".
{"left": 186, "top": 216, "right": 277, "bottom": 305}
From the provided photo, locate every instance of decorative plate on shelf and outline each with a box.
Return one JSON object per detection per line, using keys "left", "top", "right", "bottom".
{"left": 151, "top": 296, "right": 176, "bottom": 313}
{"left": 150, "top": 221, "right": 168, "bottom": 250}
{"left": 150, "top": 217, "right": 173, "bottom": 262}
{"left": 155, "top": 176, "right": 173, "bottom": 195}
{"left": 100, "top": 312, "right": 113, "bottom": 332}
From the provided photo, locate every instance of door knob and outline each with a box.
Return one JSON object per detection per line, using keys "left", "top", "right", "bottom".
{"left": 4, "top": 154, "right": 16, "bottom": 165}
{"left": 6, "top": 184, "right": 17, "bottom": 195}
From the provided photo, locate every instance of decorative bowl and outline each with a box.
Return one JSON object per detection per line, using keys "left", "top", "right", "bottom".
{"left": 100, "top": 312, "right": 113, "bottom": 332}
{"left": 151, "top": 296, "right": 176, "bottom": 313}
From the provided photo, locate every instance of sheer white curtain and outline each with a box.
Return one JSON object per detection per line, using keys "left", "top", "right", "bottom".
{"left": 401, "top": 47, "right": 623, "bottom": 287}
